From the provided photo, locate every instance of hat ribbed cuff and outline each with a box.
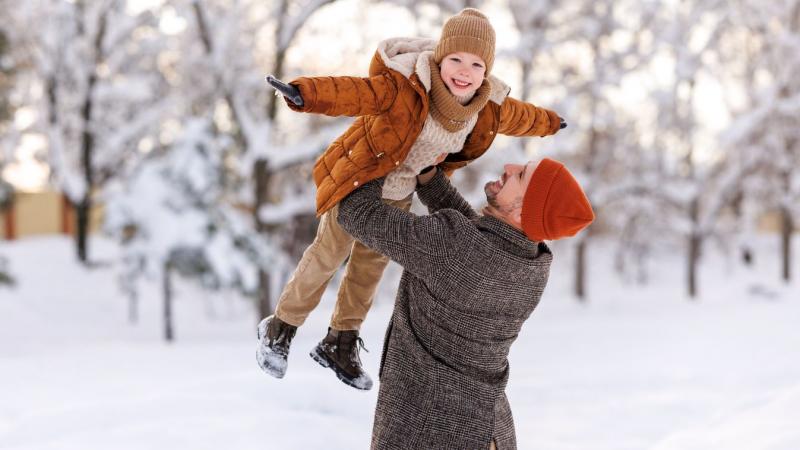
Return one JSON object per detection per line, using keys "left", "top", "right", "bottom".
{"left": 521, "top": 159, "right": 563, "bottom": 241}
{"left": 434, "top": 36, "right": 495, "bottom": 72}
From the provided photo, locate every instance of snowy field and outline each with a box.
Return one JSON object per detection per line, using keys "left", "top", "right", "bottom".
{"left": 1, "top": 235, "right": 799, "bottom": 450}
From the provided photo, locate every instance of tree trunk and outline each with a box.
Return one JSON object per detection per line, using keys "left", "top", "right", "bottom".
{"left": 574, "top": 238, "right": 587, "bottom": 301}
{"left": 780, "top": 206, "right": 793, "bottom": 283}
{"left": 254, "top": 159, "right": 273, "bottom": 318}
{"left": 77, "top": 72, "right": 95, "bottom": 264}
{"left": 74, "top": 4, "right": 107, "bottom": 264}
{"left": 688, "top": 232, "right": 701, "bottom": 299}
{"left": 163, "top": 258, "right": 174, "bottom": 342}
{"left": 741, "top": 248, "right": 754, "bottom": 266}
{"left": 128, "top": 293, "right": 138, "bottom": 324}
{"left": 75, "top": 195, "right": 91, "bottom": 263}
{"left": 687, "top": 198, "right": 700, "bottom": 299}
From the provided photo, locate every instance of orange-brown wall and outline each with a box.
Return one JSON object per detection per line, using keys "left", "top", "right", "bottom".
{"left": 1, "top": 191, "right": 103, "bottom": 240}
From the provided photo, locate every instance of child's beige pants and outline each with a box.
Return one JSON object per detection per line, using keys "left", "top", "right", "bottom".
{"left": 274, "top": 195, "right": 413, "bottom": 331}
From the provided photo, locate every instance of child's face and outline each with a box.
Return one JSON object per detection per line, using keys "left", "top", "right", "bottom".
{"left": 439, "top": 52, "right": 486, "bottom": 96}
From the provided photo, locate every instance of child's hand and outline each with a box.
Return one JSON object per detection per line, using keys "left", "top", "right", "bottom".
{"left": 266, "top": 75, "right": 304, "bottom": 107}
{"left": 560, "top": 118, "right": 567, "bottom": 129}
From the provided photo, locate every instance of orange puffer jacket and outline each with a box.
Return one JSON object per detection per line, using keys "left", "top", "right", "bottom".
{"left": 287, "top": 37, "right": 562, "bottom": 215}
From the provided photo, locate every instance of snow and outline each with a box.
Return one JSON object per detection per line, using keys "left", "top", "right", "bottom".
{"left": 1, "top": 234, "right": 799, "bottom": 449}
{"left": 256, "top": 316, "right": 290, "bottom": 379}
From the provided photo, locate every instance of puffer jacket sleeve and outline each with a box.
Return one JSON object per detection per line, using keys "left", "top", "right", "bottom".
{"left": 284, "top": 73, "right": 399, "bottom": 117}
{"left": 497, "top": 96, "right": 562, "bottom": 137}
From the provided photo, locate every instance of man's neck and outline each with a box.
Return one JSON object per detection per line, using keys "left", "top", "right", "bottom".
{"left": 482, "top": 206, "right": 523, "bottom": 232}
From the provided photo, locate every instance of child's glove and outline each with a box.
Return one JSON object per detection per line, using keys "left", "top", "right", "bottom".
{"left": 266, "top": 75, "right": 304, "bottom": 107}
{"left": 560, "top": 118, "right": 567, "bottom": 129}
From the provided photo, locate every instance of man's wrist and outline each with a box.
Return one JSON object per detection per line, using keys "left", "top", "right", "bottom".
{"left": 417, "top": 166, "right": 438, "bottom": 185}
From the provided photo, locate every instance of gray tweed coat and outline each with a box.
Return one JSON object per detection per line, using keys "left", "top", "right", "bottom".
{"left": 337, "top": 172, "right": 553, "bottom": 450}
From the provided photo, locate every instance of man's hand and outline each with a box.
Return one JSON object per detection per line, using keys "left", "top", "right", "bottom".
{"left": 266, "top": 75, "right": 304, "bottom": 106}
{"left": 417, "top": 153, "right": 447, "bottom": 185}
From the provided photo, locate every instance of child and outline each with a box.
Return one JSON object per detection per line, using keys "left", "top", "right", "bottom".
{"left": 257, "top": 8, "right": 565, "bottom": 390}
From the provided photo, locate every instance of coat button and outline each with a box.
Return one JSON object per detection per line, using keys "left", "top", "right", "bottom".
{"left": 395, "top": 161, "right": 399, "bottom": 166}
{"left": 348, "top": 150, "right": 353, "bottom": 156}
{"left": 489, "top": 131, "right": 494, "bottom": 135}
{"left": 353, "top": 181, "right": 359, "bottom": 186}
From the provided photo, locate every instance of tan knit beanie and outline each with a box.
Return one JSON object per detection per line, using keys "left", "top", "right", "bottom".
{"left": 434, "top": 8, "right": 496, "bottom": 74}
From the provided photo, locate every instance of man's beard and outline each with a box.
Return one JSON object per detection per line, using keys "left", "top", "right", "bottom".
{"left": 484, "top": 182, "right": 501, "bottom": 209}
{"left": 484, "top": 182, "right": 523, "bottom": 216}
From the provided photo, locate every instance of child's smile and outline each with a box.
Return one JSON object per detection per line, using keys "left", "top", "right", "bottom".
{"left": 439, "top": 51, "right": 486, "bottom": 96}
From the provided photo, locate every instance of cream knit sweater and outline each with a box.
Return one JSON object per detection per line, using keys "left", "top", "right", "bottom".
{"left": 382, "top": 97, "right": 479, "bottom": 200}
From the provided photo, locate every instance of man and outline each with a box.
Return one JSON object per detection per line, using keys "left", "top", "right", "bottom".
{"left": 336, "top": 158, "right": 594, "bottom": 449}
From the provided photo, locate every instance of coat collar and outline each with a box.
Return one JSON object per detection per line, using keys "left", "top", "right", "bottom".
{"left": 474, "top": 215, "right": 551, "bottom": 261}
{"left": 371, "top": 37, "right": 511, "bottom": 105}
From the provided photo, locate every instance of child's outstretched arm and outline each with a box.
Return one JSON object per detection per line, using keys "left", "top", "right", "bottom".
{"left": 497, "top": 96, "right": 564, "bottom": 137}
{"left": 277, "top": 73, "right": 401, "bottom": 118}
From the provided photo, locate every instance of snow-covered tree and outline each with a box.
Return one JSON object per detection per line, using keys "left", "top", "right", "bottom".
{"left": 172, "top": 0, "right": 347, "bottom": 318}
{"left": 379, "top": 0, "right": 485, "bottom": 36}
{"left": 0, "top": 6, "right": 15, "bottom": 208}
{"left": 0, "top": 17, "right": 11, "bottom": 126}
{"left": 1, "top": 2, "right": 17, "bottom": 286}
{"left": 513, "top": 0, "right": 657, "bottom": 299}
{"left": 14, "top": 0, "right": 169, "bottom": 264}
{"left": 640, "top": 0, "right": 773, "bottom": 297}
{"left": 104, "top": 118, "right": 280, "bottom": 340}
{"left": 722, "top": 0, "right": 800, "bottom": 283}
{"left": 644, "top": 0, "right": 719, "bottom": 297}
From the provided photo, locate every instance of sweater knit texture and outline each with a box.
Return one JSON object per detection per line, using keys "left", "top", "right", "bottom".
{"left": 382, "top": 107, "right": 478, "bottom": 200}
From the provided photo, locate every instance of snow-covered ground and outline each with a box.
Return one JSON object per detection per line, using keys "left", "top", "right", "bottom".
{"left": 1, "top": 235, "right": 798, "bottom": 450}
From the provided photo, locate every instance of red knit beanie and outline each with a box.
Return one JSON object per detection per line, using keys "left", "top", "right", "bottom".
{"left": 520, "top": 158, "right": 595, "bottom": 241}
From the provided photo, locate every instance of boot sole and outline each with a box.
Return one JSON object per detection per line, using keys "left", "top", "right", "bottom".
{"left": 256, "top": 317, "right": 288, "bottom": 379}
{"left": 309, "top": 346, "right": 373, "bottom": 391}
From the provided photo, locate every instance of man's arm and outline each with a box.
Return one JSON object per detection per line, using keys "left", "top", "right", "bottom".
{"left": 415, "top": 168, "right": 479, "bottom": 220}
{"left": 337, "top": 179, "right": 472, "bottom": 279}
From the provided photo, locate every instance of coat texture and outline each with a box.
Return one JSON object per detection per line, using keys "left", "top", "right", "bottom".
{"left": 337, "top": 172, "right": 553, "bottom": 450}
{"left": 287, "top": 37, "right": 562, "bottom": 215}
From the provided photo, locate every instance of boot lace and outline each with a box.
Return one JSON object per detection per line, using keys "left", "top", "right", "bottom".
{"left": 272, "top": 322, "right": 296, "bottom": 347}
{"left": 337, "top": 334, "right": 369, "bottom": 364}
{"left": 356, "top": 337, "right": 369, "bottom": 353}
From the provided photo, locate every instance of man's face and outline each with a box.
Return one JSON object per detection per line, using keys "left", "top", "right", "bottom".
{"left": 439, "top": 52, "right": 487, "bottom": 97}
{"left": 483, "top": 161, "right": 537, "bottom": 226}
